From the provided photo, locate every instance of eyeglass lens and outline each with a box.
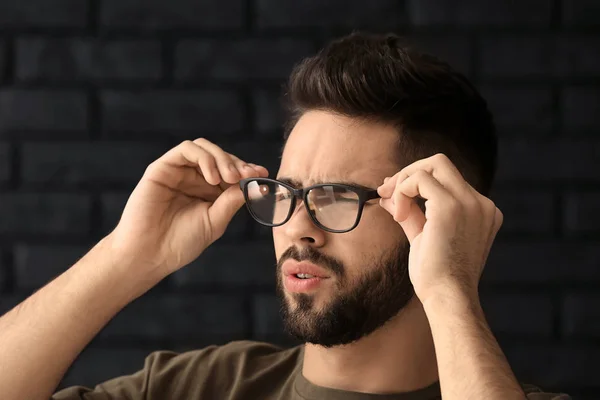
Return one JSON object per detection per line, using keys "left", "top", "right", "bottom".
{"left": 245, "top": 180, "right": 361, "bottom": 231}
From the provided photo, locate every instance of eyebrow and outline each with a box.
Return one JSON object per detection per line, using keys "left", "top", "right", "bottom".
{"left": 277, "top": 177, "right": 374, "bottom": 190}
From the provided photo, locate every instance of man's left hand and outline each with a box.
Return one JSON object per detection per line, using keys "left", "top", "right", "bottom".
{"left": 377, "top": 153, "right": 504, "bottom": 303}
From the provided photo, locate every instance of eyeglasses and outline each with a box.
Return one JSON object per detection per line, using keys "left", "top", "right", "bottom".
{"left": 239, "top": 178, "right": 381, "bottom": 233}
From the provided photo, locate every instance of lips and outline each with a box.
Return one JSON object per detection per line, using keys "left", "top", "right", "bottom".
{"left": 281, "top": 260, "right": 331, "bottom": 279}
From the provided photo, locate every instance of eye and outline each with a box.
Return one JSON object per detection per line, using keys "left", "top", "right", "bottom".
{"left": 258, "top": 184, "right": 270, "bottom": 194}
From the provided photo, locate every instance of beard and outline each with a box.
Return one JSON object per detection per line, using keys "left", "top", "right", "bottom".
{"left": 275, "top": 241, "right": 414, "bottom": 348}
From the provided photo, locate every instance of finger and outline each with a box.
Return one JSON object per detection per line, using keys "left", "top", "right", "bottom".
{"left": 378, "top": 154, "right": 469, "bottom": 199}
{"left": 155, "top": 140, "right": 221, "bottom": 186}
{"left": 247, "top": 163, "right": 270, "bottom": 177}
{"left": 391, "top": 181, "right": 413, "bottom": 221}
{"left": 401, "top": 154, "right": 468, "bottom": 196}
{"left": 398, "top": 200, "right": 426, "bottom": 244}
{"left": 379, "top": 197, "right": 426, "bottom": 244}
{"left": 228, "top": 155, "right": 269, "bottom": 179}
{"left": 377, "top": 175, "right": 399, "bottom": 198}
{"left": 193, "top": 138, "right": 241, "bottom": 184}
{"left": 395, "top": 170, "right": 455, "bottom": 219}
{"left": 223, "top": 153, "right": 252, "bottom": 178}
{"left": 208, "top": 185, "right": 246, "bottom": 238}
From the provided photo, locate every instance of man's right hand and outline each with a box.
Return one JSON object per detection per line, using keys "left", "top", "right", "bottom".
{"left": 107, "top": 138, "right": 269, "bottom": 281}
{"left": 0, "top": 138, "right": 269, "bottom": 400}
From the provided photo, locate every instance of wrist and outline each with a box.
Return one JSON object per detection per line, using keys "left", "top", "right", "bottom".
{"left": 85, "top": 235, "right": 164, "bottom": 301}
{"left": 422, "top": 284, "right": 482, "bottom": 319}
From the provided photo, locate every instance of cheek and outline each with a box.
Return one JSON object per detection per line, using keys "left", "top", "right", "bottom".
{"left": 272, "top": 227, "right": 286, "bottom": 259}
{"left": 359, "top": 206, "right": 405, "bottom": 239}
{"left": 341, "top": 210, "right": 406, "bottom": 262}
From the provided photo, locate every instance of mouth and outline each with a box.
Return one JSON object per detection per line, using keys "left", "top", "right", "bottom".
{"left": 282, "top": 260, "right": 330, "bottom": 278}
{"left": 283, "top": 274, "right": 328, "bottom": 293}
{"left": 281, "top": 260, "right": 331, "bottom": 293}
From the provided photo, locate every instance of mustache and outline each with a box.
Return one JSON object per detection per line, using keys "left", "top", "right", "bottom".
{"left": 277, "top": 246, "right": 345, "bottom": 277}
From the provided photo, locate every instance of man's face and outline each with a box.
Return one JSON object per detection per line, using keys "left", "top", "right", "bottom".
{"left": 273, "top": 110, "right": 414, "bottom": 347}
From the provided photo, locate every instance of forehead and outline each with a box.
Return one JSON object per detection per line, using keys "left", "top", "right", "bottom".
{"left": 277, "top": 111, "right": 400, "bottom": 187}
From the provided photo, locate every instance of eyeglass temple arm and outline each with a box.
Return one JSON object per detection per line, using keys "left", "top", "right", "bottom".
{"left": 365, "top": 190, "right": 381, "bottom": 201}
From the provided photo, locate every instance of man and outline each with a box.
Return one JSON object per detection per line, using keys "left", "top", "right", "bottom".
{"left": 0, "top": 32, "right": 570, "bottom": 400}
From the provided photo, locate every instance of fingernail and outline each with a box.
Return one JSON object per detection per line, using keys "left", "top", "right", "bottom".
{"left": 384, "top": 177, "right": 390, "bottom": 183}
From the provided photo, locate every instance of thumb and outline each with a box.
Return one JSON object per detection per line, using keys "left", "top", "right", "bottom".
{"left": 398, "top": 200, "right": 426, "bottom": 244}
{"left": 207, "top": 184, "right": 246, "bottom": 235}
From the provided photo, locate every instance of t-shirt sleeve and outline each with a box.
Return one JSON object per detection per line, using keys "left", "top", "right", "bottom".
{"left": 51, "top": 359, "right": 150, "bottom": 400}
{"left": 526, "top": 393, "right": 572, "bottom": 400}
{"left": 523, "top": 384, "right": 572, "bottom": 400}
{"left": 52, "top": 346, "right": 223, "bottom": 400}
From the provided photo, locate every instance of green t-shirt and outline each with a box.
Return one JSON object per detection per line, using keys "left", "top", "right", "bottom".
{"left": 52, "top": 340, "right": 571, "bottom": 400}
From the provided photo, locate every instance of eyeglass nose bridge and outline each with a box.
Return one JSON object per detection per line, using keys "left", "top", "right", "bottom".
{"left": 284, "top": 186, "right": 318, "bottom": 222}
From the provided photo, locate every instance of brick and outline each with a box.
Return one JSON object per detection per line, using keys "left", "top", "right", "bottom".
{"left": 0, "top": 40, "right": 5, "bottom": 83}
{"left": 481, "top": 241, "right": 600, "bottom": 284}
{"left": 101, "top": 91, "right": 244, "bottom": 137}
{"left": 0, "top": 251, "right": 6, "bottom": 292}
{"left": 562, "top": 0, "right": 600, "bottom": 27}
{"left": 562, "top": 292, "right": 600, "bottom": 338}
{"left": 252, "top": 294, "right": 300, "bottom": 347}
{"left": 0, "top": 90, "right": 88, "bottom": 136}
{"left": 0, "top": 194, "right": 91, "bottom": 235}
{"left": 562, "top": 86, "right": 600, "bottom": 132}
{"left": 14, "top": 245, "right": 89, "bottom": 289}
{"left": 100, "top": 0, "right": 243, "bottom": 30}
{"left": 479, "top": 86, "right": 554, "bottom": 135}
{"left": 254, "top": 90, "right": 284, "bottom": 138}
{"left": 16, "top": 38, "right": 162, "bottom": 82}
{"left": 59, "top": 347, "right": 149, "bottom": 389}
{"left": 172, "top": 241, "right": 276, "bottom": 287}
{"left": 409, "top": 34, "right": 472, "bottom": 76}
{"left": 564, "top": 191, "right": 600, "bottom": 235}
{"left": 175, "top": 39, "right": 314, "bottom": 82}
{"left": 100, "top": 192, "right": 251, "bottom": 239}
{"left": 0, "top": 295, "right": 27, "bottom": 317}
{"left": 253, "top": 294, "right": 285, "bottom": 338}
{"left": 481, "top": 35, "right": 600, "bottom": 80}
{"left": 505, "top": 344, "right": 600, "bottom": 388}
{"left": 0, "top": 0, "right": 88, "bottom": 28}
{"left": 496, "top": 138, "right": 600, "bottom": 183}
{"left": 99, "top": 293, "right": 247, "bottom": 339}
{"left": 21, "top": 142, "right": 166, "bottom": 187}
{"left": 257, "top": 0, "right": 406, "bottom": 29}
{"left": 479, "top": 36, "right": 555, "bottom": 79}
{"left": 221, "top": 209, "right": 252, "bottom": 241}
{"left": 556, "top": 36, "right": 600, "bottom": 78}
{"left": 407, "top": 0, "right": 552, "bottom": 27}
{"left": 224, "top": 140, "right": 283, "bottom": 178}
{"left": 100, "top": 193, "right": 130, "bottom": 235}
{"left": 0, "top": 143, "right": 9, "bottom": 184}
{"left": 254, "top": 222, "right": 274, "bottom": 239}
{"left": 489, "top": 189, "right": 555, "bottom": 237}
{"left": 479, "top": 291, "right": 554, "bottom": 337}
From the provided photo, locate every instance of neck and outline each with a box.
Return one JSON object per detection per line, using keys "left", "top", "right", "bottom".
{"left": 301, "top": 296, "right": 439, "bottom": 394}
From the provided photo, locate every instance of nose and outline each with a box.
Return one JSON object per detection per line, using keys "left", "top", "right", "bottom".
{"left": 279, "top": 201, "right": 326, "bottom": 247}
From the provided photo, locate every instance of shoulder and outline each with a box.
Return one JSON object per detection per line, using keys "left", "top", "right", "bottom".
{"left": 145, "top": 340, "right": 303, "bottom": 379}
{"left": 53, "top": 341, "right": 303, "bottom": 400}
{"left": 522, "top": 383, "right": 572, "bottom": 400}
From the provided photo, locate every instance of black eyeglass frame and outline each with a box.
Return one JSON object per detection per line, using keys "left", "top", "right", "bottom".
{"left": 239, "top": 177, "right": 381, "bottom": 233}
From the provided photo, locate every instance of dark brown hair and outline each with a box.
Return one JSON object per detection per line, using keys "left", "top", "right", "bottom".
{"left": 283, "top": 32, "right": 497, "bottom": 196}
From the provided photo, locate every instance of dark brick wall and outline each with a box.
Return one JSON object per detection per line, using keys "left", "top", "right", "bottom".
{"left": 0, "top": 1, "right": 598, "bottom": 398}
